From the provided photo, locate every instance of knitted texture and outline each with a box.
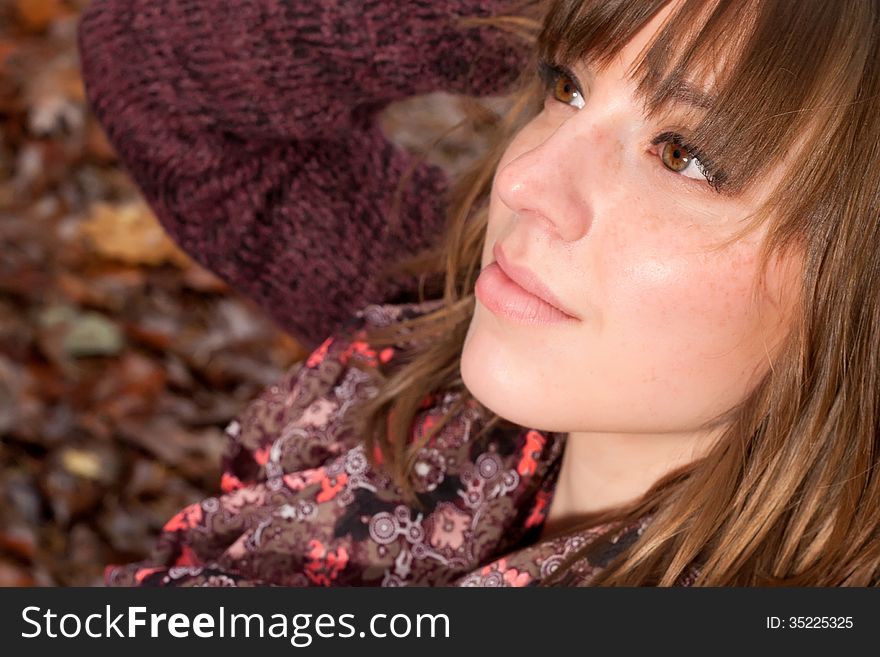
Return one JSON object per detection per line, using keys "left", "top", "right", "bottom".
{"left": 77, "top": 0, "right": 530, "bottom": 349}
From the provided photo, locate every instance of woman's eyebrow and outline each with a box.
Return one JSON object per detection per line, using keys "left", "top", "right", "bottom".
{"left": 569, "top": 59, "right": 717, "bottom": 112}
{"left": 667, "top": 80, "right": 716, "bottom": 110}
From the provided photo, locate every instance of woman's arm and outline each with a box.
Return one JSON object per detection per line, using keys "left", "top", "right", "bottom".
{"left": 77, "top": 0, "right": 528, "bottom": 349}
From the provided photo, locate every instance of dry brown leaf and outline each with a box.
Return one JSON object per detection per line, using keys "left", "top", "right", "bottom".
{"left": 59, "top": 447, "right": 104, "bottom": 481}
{"left": 0, "top": 558, "right": 35, "bottom": 587}
{"left": 92, "top": 350, "right": 168, "bottom": 421}
{"left": 0, "top": 525, "right": 37, "bottom": 561}
{"left": 25, "top": 62, "right": 86, "bottom": 137}
{"left": 116, "top": 417, "right": 226, "bottom": 484}
{"left": 84, "top": 117, "right": 118, "bottom": 162}
{"left": 56, "top": 270, "right": 139, "bottom": 311}
{"left": 79, "top": 201, "right": 193, "bottom": 267}
{"left": 271, "top": 331, "right": 309, "bottom": 368}
{"left": 13, "top": 0, "right": 73, "bottom": 33}
{"left": 0, "top": 39, "right": 20, "bottom": 76}
{"left": 181, "top": 264, "right": 230, "bottom": 293}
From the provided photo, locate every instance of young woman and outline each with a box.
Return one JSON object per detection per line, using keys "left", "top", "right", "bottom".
{"left": 78, "top": 0, "right": 880, "bottom": 586}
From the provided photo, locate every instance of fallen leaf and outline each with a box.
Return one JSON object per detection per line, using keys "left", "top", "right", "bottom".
{"left": 39, "top": 463, "right": 104, "bottom": 527}
{"left": 59, "top": 446, "right": 119, "bottom": 484}
{"left": 116, "top": 417, "right": 226, "bottom": 485}
{"left": 0, "top": 525, "right": 37, "bottom": 561}
{"left": 123, "top": 316, "right": 179, "bottom": 351}
{"left": 79, "top": 201, "right": 192, "bottom": 267}
{"left": 62, "top": 311, "right": 125, "bottom": 358}
{"left": 92, "top": 350, "right": 168, "bottom": 420}
{"left": 271, "top": 331, "right": 309, "bottom": 368}
{"left": 0, "top": 355, "right": 22, "bottom": 435}
{"left": 0, "top": 558, "right": 35, "bottom": 587}
{"left": 13, "top": 0, "right": 72, "bottom": 33}
{"left": 181, "top": 264, "right": 230, "bottom": 293}
{"left": 84, "top": 117, "right": 117, "bottom": 162}
{"left": 0, "top": 39, "right": 20, "bottom": 76}
{"left": 56, "top": 267, "right": 146, "bottom": 312}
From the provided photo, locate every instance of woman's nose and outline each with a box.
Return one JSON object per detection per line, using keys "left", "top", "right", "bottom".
{"left": 493, "top": 118, "right": 601, "bottom": 243}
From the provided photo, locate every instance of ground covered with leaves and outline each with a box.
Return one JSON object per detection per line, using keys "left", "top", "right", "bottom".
{"left": 0, "top": 0, "right": 318, "bottom": 586}
{"left": 0, "top": 0, "right": 495, "bottom": 586}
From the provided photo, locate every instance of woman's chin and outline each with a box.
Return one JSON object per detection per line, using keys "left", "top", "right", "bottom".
{"left": 460, "top": 316, "right": 566, "bottom": 433}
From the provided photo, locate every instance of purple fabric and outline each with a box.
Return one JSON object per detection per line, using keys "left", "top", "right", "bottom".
{"left": 77, "top": 0, "right": 529, "bottom": 350}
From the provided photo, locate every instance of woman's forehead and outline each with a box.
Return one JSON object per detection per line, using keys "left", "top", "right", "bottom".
{"left": 612, "top": 0, "right": 752, "bottom": 109}
{"left": 548, "top": 1, "right": 751, "bottom": 111}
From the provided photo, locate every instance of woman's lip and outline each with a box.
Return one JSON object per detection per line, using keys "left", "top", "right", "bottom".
{"left": 492, "top": 243, "right": 580, "bottom": 320}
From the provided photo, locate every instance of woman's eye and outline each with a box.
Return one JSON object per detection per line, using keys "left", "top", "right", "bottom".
{"left": 658, "top": 140, "right": 711, "bottom": 183}
{"left": 550, "top": 72, "right": 585, "bottom": 110}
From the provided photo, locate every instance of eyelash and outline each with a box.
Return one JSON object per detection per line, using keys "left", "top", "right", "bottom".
{"left": 536, "top": 59, "right": 726, "bottom": 193}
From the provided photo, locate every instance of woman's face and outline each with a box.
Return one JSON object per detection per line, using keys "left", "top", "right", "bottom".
{"left": 460, "top": 1, "right": 802, "bottom": 435}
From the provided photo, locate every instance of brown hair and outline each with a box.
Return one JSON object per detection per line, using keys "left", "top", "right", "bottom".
{"left": 344, "top": 0, "right": 880, "bottom": 585}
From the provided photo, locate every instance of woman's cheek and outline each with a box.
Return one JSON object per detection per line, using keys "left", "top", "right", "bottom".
{"left": 610, "top": 240, "right": 769, "bottom": 395}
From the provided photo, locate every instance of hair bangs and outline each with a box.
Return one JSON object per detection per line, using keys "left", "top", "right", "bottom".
{"left": 536, "top": 0, "right": 875, "bottom": 198}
